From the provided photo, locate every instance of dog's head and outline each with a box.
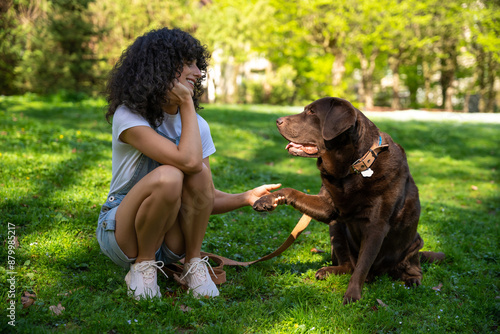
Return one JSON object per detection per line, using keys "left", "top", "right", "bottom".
{"left": 276, "top": 97, "right": 357, "bottom": 158}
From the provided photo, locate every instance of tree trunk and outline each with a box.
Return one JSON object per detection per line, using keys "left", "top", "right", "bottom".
{"left": 358, "top": 49, "right": 378, "bottom": 109}
{"left": 364, "top": 85, "right": 374, "bottom": 109}
{"left": 227, "top": 63, "right": 240, "bottom": 104}
{"left": 439, "top": 37, "right": 458, "bottom": 111}
{"left": 332, "top": 50, "right": 346, "bottom": 87}
{"left": 263, "top": 61, "right": 273, "bottom": 102}
{"left": 463, "top": 94, "right": 470, "bottom": 113}
{"left": 485, "top": 52, "right": 497, "bottom": 113}
{"left": 389, "top": 56, "right": 401, "bottom": 110}
{"left": 221, "top": 60, "right": 240, "bottom": 104}
{"left": 422, "top": 60, "right": 432, "bottom": 107}
{"left": 476, "top": 48, "right": 487, "bottom": 113}
{"left": 444, "top": 86, "right": 453, "bottom": 111}
{"left": 440, "top": 57, "right": 455, "bottom": 111}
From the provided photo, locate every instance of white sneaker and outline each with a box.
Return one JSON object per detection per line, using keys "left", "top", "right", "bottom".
{"left": 125, "top": 260, "right": 167, "bottom": 300}
{"left": 180, "top": 257, "right": 219, "bottom": 298}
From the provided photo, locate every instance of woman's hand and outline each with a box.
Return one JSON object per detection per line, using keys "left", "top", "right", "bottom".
{"left": 167, "top": 80, "right": 192, "bottom": 107}
{"left": 246, "top": 184, "right": 282, "bottom": 206}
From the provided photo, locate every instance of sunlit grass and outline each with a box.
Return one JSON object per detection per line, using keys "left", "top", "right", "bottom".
{"left": 0, "top": 95, "right": 498, "bottom": 333}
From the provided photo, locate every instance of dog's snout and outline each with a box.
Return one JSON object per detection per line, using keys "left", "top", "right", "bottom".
{"left": 277, "top": 117, "right": 284, "bottom": 126}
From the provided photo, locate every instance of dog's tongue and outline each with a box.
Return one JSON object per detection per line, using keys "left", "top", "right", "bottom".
{"left": 286, "top": 142, "right": 318, "bottom": 154}
{"left": 302, "top": 145, "right": 319, "bottom": 154}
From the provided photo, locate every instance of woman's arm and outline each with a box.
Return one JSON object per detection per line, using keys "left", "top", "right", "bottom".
{"left": 119, "top": 82, "right": 203, "bottom": 175}
{"left": 212, "top": 185, "right": 282, "bottom": 215}
{"left": 202, "top": 156, "right": 281, "bottom": 214}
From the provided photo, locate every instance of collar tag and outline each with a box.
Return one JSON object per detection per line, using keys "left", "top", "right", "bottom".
{"left": 350, "top": 136, "right": 388, "bottom": 176}
{"left": 361, "top": 168, "right": 374, "bottom": 178}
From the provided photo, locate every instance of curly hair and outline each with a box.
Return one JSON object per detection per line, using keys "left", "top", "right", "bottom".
{"left": 105, "top": 28, "right": 211, "bottom": 127}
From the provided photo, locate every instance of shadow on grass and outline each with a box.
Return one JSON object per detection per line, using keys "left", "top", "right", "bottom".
{"left": 1, "top": 97, "right": 111, "bottom": 226}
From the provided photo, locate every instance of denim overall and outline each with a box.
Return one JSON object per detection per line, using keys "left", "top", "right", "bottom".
{"left": 96, "top": 130, "right": 184, "bottom": 268}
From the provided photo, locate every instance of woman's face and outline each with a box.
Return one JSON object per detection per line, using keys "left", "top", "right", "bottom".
{"left": 177, "top": 61, "right": 202, "bottom": 96}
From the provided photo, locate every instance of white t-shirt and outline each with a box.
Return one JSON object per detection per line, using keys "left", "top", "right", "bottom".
{"left": 109, "top": 105, "right": 216, "bottom": 194}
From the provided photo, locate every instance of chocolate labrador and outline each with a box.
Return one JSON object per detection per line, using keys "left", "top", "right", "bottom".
{"left": 253, "top": 97, "right": 444, "bottom": 304}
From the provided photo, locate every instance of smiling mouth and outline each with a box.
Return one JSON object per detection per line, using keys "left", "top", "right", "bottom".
{"left": 285, "top": 142, "right": 319, "bottom": 155}
{"left": 186, "top": 79, "right": 196, "bottom": 88}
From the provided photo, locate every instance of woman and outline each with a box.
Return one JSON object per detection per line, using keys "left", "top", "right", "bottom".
{"left": 96, "top": 27, "right": 280, "bottom": 300}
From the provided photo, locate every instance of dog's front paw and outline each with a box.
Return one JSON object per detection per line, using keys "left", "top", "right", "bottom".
{"left": 343, "top": 293, "right": 361, "bottom": 305}
{"left": 252, "top": 194, "right": 277, "bottom": 212}
{"left": 343, "top": 286, "right": 361, "bottom": 305}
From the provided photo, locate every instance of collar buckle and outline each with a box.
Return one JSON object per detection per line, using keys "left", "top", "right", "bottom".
{"left": 350, "top": 136, "right": 389, "bottom": 175}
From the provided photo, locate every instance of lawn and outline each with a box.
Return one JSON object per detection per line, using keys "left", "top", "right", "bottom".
{"left": 0, "top": 95, "right": 498, "bottom": 333}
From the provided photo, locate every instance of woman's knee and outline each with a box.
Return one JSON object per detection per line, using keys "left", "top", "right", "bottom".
{"left": 184, "top": 164, "right": 213, "bottom": 192}
{"left": 182, "top": 163, "right": 214, "bottom": 206}
{"left": 150, "top": 165, "right": 184, "bottom": 202}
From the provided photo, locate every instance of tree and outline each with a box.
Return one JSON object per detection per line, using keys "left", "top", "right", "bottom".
{"left": 384, "top": 0, "right": 434, "bottom": 110}
{"left": 87, "top": 0, "right": 195, "bottom": 94}
{"left": 8, "top": 0, "right": 102, "bottom": 95}
{"left": 47, "top": 0, "right": 98, "bottom": 94}
{"left": 0, "top": 0, "right": 47, "bottom": 95}
{"left": 297, "top": 0, "right": 349, "bottom": 95}
{"left": 344, "top": 0, "right": 401, "bottom": 109}
{"left": 261, "top": 0, "right": 325, "bottom": 104}
{"left": 0, "top": 0, "right": 20, "bottom": 94}
{"left": 467, "top": 0, "right": 500, "bottom": 112}
{"left": 0, "top": 0, "right": 497, "bottom": 111}
{"left": 194, "top": 0, "right": 275, "bottom": 103}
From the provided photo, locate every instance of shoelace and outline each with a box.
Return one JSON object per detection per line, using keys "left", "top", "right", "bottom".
{"left": 180, "top": 256, "right": 218, "bottom": 281}
{"left": 134, "top": 260, "right": 168, "bottom": 283}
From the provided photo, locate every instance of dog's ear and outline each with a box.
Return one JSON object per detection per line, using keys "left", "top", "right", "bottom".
{"left": 321, "top": 99, "right": 357, "bottom": 141}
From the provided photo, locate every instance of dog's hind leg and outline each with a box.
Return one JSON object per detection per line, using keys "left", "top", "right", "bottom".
{"left": 420, "top": 251, "right": 445, "bottom": 264}
{"left": 399, "top": 233, "right": 425, "bottom": 287}
{"left": 330, "top": 222, "right": 339, "bottom": 266}
{"left": 315, "top": 221, "right": 354, "bottom": 280}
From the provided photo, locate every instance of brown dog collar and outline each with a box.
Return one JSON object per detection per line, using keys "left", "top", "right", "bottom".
{"left": 350, "top": 136, "right": 389, "bottom": 175}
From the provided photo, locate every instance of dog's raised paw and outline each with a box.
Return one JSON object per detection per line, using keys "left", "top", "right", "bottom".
{"left": 252, "top": 196, "right": 276, "bottom": 212}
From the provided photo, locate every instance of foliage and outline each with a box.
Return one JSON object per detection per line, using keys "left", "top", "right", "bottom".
{"left": 193, "top": 0, "right": 276, "bottom": 103}
{"left": 1, "top": 0, "right": 499, "bottom": 110}
{"left": 0, "top": 1, "right": 24, "bottom": 95}
{"left": 0, "top": 96, "right": 499, "bottom": 332}
{"left": 6, "top": 0, "right": 101, "bottom": 95}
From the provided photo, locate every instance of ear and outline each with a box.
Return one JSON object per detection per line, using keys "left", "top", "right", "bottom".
{"left": 321, "top": 100, "right": 357, "bottom": 141}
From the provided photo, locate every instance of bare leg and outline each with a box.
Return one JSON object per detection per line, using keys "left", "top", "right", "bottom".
{"left": 162, "top": 219, "right": 185, "bottom": 256}
{"left": 176, "top": 163, "right": 214, "bottom": 262}
{"left": 115, "top": 165, "right": 184, "bottom": 263}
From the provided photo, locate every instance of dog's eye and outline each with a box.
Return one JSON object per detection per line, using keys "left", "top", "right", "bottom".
{"left": 306, "top": 109, "right": 315, "bottom": 115}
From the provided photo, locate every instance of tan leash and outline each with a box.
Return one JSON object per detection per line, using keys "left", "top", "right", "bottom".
{"left": 165, "top": 214, "right": 312, "bottom": 285}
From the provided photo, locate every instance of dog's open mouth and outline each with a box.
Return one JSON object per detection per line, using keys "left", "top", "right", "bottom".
{"left": 285, "top": 142, "right": 319, "bottom": 155}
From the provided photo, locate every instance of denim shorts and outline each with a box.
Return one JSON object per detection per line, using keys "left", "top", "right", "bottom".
{"left": 96, "top": 194, "right": 185, "bottom": 269}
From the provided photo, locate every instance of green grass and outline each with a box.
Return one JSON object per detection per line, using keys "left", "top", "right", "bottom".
{"left": 0, "top": 95, "right": 498, "bottom": 333}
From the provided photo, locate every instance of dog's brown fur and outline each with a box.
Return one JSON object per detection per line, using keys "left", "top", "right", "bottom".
{"left": 253, "top": 97, "right": 444, "bottom": 304}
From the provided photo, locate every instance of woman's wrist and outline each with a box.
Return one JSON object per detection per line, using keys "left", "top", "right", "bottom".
{"left": 243, "top": 190, "right": 254, "bottom": 207}
{"left": 178, "top": 97, "right": 195, "bottom": 111}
